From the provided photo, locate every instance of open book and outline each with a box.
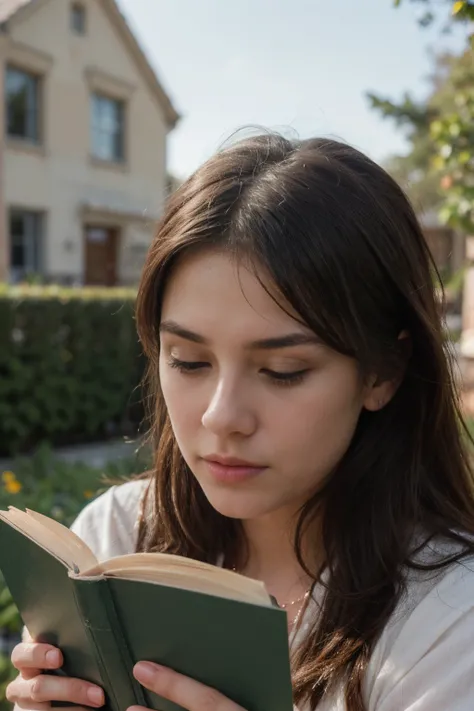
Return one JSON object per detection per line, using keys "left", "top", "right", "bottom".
{"left": 0, "top": 507, "right": 293, "bottom": 711}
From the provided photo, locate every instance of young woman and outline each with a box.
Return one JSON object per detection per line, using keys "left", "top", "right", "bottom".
{"left": 8, "top": 133, "right": 474, "bottom": 711}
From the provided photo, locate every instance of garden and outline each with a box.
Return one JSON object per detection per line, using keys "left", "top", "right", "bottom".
{"left": 0, "top": 284, "right": 149, "bottom": 708}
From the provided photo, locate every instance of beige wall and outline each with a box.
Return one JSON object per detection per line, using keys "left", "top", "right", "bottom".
{"left": 3, "top": 0, "right": 170, "bottom": 284}
{"left": 119, "top": 222, "right": 156, "bottom": 286}
{"left": 423, "top": 226, "right": 465, "bottom": 277}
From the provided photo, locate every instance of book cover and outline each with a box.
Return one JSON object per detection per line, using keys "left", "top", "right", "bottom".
{"left": 0, "top": 510, "right": 294, "bottom": 711}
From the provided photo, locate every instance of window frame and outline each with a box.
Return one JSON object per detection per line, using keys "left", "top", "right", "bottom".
{"left": 5, "top": 65, "right": 41, "bottom": 143}
{"left": 90, "top": 92, "right": 126, "bottom": 164}
{"left": 71, "top": 2, "right": 86, "bottom": 35}
{"left": 9, "top": 209, "right": 44, "bottom": 283}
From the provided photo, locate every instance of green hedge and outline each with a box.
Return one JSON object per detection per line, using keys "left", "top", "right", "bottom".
{"left": 0, "top": 284, "right": 145, "bottom": 456}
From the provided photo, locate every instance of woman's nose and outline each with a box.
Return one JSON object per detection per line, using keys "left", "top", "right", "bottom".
{"left": 201, "top": 377, "right": 257, "bottom": 437}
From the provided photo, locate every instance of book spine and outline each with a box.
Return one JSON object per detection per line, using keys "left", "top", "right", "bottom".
{"left": 72, "top": 578, "right": 148, "bottom": 711}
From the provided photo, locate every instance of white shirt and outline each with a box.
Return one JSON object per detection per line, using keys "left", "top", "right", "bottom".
{"left": 71, "top": 480, "right": 474, "bottom": 711}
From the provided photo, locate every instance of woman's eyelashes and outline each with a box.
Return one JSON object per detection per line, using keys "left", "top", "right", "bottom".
{"left": 260, "top": 368, "right": 310, "bottom": 386}
{"left": 167, "top": 356, "right": 210, "bottom": 372}
{"left": 167, "top": 356, "right": 311, "bottom": 387}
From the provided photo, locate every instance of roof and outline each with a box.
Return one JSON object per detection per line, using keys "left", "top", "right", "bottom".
{"left": 0, "top": 0, "right": 31, "bottom": 24}
{"left": 0, "top": 0, "right": 179, "bottom": 128}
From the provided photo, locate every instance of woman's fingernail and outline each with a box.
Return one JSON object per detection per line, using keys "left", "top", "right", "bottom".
{"left": 134, "top": 661, "right": 161, "bottom": 683}
{"left": 45, "top": 650, "right": 61, "bottom": 667}
{"left": 87, "top": 687, "right": 105, "bottom": 706}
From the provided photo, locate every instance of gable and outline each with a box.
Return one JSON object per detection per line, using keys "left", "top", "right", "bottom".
{"left": 0, "top": 0, "right": 179, "bottom": 128}
{"left": 0, "top": 0, "right": 32, "bottom": 24}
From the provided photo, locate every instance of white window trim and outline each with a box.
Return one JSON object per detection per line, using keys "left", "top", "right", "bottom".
{"left": 84, "top": 66, "right": 135, "bottom": 102}
{"left": 4, "top": 38, "right": 53, "bottom": 75}
{"left": 4, "top": 40, "right": 50, "bottom": 149}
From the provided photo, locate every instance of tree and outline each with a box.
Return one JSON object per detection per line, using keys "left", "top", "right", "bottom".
{"left": 393, "top": 0, "right": 474, "bottom": 29}
{"left": 369, "top": 1, "right": 474, "bottom": 232}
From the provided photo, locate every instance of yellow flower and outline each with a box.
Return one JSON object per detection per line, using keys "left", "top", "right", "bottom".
{"left": 4, "top": 479, "right": 22, "bottom": 494}
{"left": 83, "top": 490, "right": 94, "bottom": 499}
{"left": 2, "top": 471, "right": 15, "bottom": 483}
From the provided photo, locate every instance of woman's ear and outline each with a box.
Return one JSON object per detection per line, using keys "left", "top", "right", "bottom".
{"left": 363, "top": 377, "right": 400, "bottom": 412}
{"left": 363, "top": 331, "right": 411, "bottom": 412}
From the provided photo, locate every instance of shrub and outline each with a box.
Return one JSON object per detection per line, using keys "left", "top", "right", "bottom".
{"left": 0, "top": 443, "right": 150, "bottom": 708}
{"left": 0, "top": 284, "right": 145, "bottom": 456}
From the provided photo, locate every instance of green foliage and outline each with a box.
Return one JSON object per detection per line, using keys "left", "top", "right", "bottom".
{"left": 431, "top": 91, "right": 474, "bottom": 230}
{"left": 0, "top": 284, "right": 144, "bottom": 456}
{"left": 367, "top": 88, "right": 441, "bottom": 210}
{"left": 367, "top": 92, "right": 435, "bottom": 131}
{"left": 0, "top": 444, "right": 150, "bottom": 708}
{"left": 371, "top": 1, "right": 474, "bottom": 232}
{"left": 393, "top": 0, "right": 474, "bottom": 27}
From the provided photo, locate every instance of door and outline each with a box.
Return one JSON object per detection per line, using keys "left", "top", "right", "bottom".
{"left": 84, "top": 226, "right": 118, "bottom": 286}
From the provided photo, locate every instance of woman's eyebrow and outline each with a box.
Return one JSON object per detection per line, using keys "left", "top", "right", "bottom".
{"left": 159, "top": 320, "right": 205, "bottom": 344}
{"left": 159, "top": 320, "right": 320, "bottom": 350}
{"left": 248, "top": 333, "right": 321, "bottom": 350}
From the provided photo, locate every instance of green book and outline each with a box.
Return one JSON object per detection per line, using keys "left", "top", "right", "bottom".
{"left": 0, "top": 507, "right": 293, "bottom": 711}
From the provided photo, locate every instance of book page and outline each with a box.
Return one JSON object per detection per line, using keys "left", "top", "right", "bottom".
{"left": 78, "top": 552, "right": 271, "bottom": 606}
{"left": 25, "top": 509, "right": 98, "bottom": 570}
{"left": 0, "top": 508, "right": 97, "bottom": 572}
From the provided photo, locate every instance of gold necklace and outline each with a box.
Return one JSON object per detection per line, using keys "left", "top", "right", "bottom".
{"left": 231, "top": 565, "right": 312, "bottom": 612}
{"left": 289, "top": 591, "right": 311, "bottom": 630}
{"left": 277, "top": 589, "right": 311, "bottom": 610}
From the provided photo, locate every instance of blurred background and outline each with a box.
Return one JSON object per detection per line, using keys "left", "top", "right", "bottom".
{"left": 0, "top": 0, "right": 473, "bottom": 704}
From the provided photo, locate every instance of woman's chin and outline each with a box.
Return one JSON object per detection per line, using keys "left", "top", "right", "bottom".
{"left": 202, "top": 488, "right": 278, "bottom": 521}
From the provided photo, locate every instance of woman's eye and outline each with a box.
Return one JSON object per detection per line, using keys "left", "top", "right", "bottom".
{"left": 263, "top": 368, "right": 309, "bottom": 386}
{"left": 168, "top": 357, "right": 210, "bottom": 373}
{"left": 167, "top": 358, "right": 309, "bottom": 386}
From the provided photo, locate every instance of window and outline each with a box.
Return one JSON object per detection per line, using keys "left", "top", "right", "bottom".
{"left": 9, "top": 210, "right": 44, "bottom": 283}
{"left": 91, "top": 93, "right": 125, "bottom": 162}
{"left": 5, "top": 67, "right": 40, "bottom": 142}
{"left": 71, "top": 3, "right": 86, "bottom": 34}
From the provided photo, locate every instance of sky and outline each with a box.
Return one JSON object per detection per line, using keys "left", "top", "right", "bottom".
{"left": 116, "top": 0, "right": 467, "bottom": 180}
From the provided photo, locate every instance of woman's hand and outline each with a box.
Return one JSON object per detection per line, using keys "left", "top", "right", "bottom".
{"left": 131, "top": 661, "right": 247, "bottom": 711}
{"left": 7, "top": 641, "right": 105, "bottom": 710}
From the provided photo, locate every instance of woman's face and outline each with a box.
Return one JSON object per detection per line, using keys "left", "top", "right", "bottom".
{"left": 159, "top": 250, "right": 373, "bottom": 522}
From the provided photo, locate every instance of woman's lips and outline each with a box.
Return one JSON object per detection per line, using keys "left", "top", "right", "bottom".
{"left": 203, "top": 458, "right": 267, "bottom": 483}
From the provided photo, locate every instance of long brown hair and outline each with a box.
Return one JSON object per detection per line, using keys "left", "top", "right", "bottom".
{"left": 135, "top": 132, "right": 474, "bottom": 710}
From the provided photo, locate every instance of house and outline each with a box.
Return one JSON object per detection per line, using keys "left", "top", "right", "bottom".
{"left": 419, "top": 209, "right": 466, "bottom": 315}
{"left": 421, "top": 210, "right": 465, "bottom": 280}
{"left": 0, "top": 0, "right": 179, "bottom": 286}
